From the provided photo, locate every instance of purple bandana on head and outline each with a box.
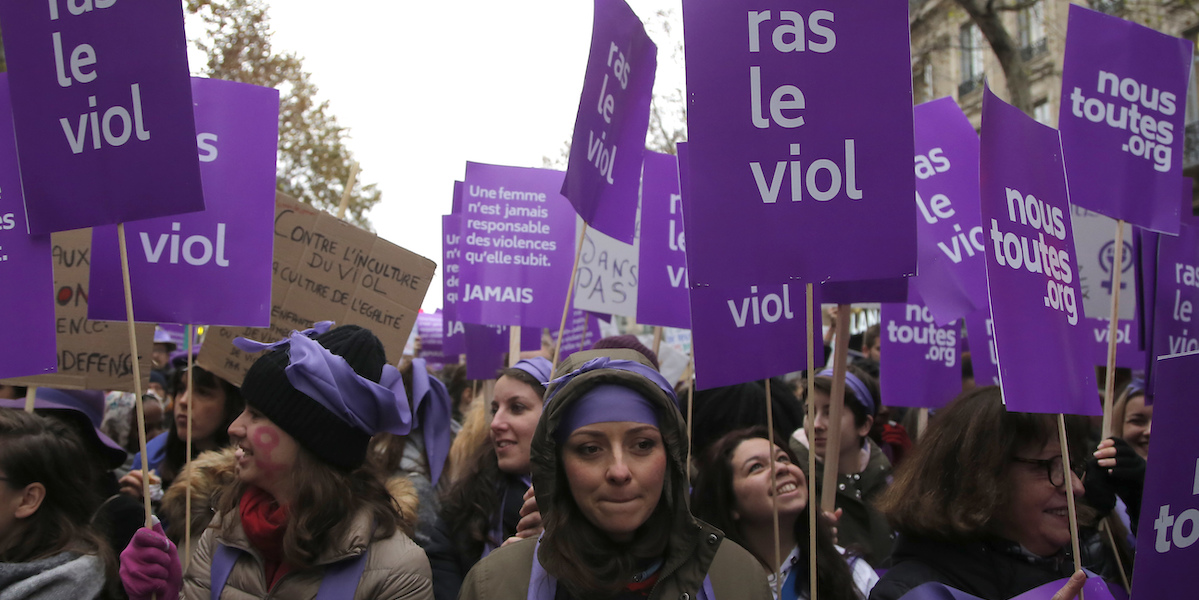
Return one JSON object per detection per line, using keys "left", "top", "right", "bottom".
{"left": 511, "top": 357, "right": 554, "bottom": 390}
{"left": 411, "top": 358, "right": 453, "bottom": 485}
{"left": 233, "top": 328, "right": 411, "bottom": 437}
{"left": 817, "top": 368, "right": 877, "bottom": 416}
{"left": 544, "top": 357, "right": 677, "bottom": 407}
{"left": 557, "top": 384, "right": 659, "bottom": 443}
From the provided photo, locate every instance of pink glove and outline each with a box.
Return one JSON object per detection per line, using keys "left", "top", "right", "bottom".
{"left": 120, "top": 519, "right": 182, "bottom": 600}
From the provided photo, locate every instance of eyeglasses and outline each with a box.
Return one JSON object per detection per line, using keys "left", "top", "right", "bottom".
{"left": 1012, "top": 455, "right": 1085, "bottom": 487}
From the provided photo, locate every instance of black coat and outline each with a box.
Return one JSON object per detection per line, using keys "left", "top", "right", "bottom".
{"left": 424, "top": 474, "right": 527, "bottom": 600}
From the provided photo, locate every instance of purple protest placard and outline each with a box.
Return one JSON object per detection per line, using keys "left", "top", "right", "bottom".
{"left": 980, "top": 87, "right": 1097, "bottom": 416}
{"left": 820, "top": 278, "right": 908, "bottom": 304}
{"left": 557, "top": 309, "right": 604, "bottom": 361}
{"left": 1132, "top": 350, "right": 1199, "bottom": 599}
{"left": 561, "top": 0, "right": 656, "bottom": 244}
{"left": 637, "top": 151, "right": 690, "bottom": 328}
{"left": 880, "top": 293, "right": 961, "bottom": 409}
{"left": 452, "top": 181, "right": 464, "bottom": 215}
{"left": 689, "top": 282, "right": 822, "bottom": 390}
{"left": 0, "top": 75, "right": 56, "bottom": 379}
{"left": 1059, "top": 4, "right": 1192, "bottom": 234}
{"left": 457, "top": 163, "right": 575, "bottom": 329}
{"left": 1152, "top": 222, "right": 1199, "bottom": 359}
{"left": 912, "top": 98, "right": 987, "bottom": 325}
{"left": 1081, "top": 316, "right": 1143, "bottom": 368}
{"left": 680, "top": 1, "right": 916, "bottom": 287}
{"left": 87, "top": 78, "right": 278, "bottom": 327}
{"left": 463, "top": 323, "right": 543, "bottom": 380}
{"left": 443, "top": 215, "right": 465, "bottom": 358}
{"left": 964, "top": 308, "right": 999, "bottom": 388}
{"left": 0, "top": 0, "right": 204, "bottom": 234}
{"left": 417, "top": 310, "right": 445, "bottom": 371}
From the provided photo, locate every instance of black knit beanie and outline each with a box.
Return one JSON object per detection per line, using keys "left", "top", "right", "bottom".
{"left": 239, "top": 325, "right": 387, "bottom": 470}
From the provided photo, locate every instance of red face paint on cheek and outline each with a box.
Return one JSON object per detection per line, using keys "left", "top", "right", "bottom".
{"left": 251, "top": 427, "right": 286, "bottom": 474}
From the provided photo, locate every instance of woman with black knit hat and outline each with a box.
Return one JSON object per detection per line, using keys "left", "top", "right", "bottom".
{"left": 119, "top": 323, "right": 434, "bottom": 600}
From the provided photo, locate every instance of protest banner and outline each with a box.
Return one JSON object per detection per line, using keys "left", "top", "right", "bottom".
{"left": 680, "top": 0, "right": 916, "bottom": 287}
{"left": 964, "top": 309, "right": 999, "bottom": 388}
{"left": 0, "top": 0, "right": 204, "bottom": 234}
{"left": 573, "top": 216, "right": 638, "bottom": 317}
{"left": 1152, "top": 222, "right": 1199, "bottom": 360}
{"left": 820, "top": 278, "right": 908, "bottom": 304}
{"left": 457, "top": 162, "right": 575, "bottom": 329}
{"left": 443, "top": 214, "right": 465, "bottom": 358}
{"left": 1059, "top": 4, "right": 1193, "bottom": 234}
{"left": 88, "top": 78, "right": 279, "bottom": 327}
{"left": 556, "top": 308, "right": 604, "bottom": 362}
{"left": 561, "top": 0, "right": 656, "bottom": 244}
{"left": 0, "top": 75, "right": 56, "bottom": 380}
{"left": 198, "top": 193, "right": 435, "bottom": 385}
{"left": 637, "top": 151, "right": 690, "bottom": 328}
{"left": 880, "top": 293, "right": 961, "bottom": 409}
{"left": 1, "top": 228, "right": 153, "bottom": 391}
{"left": 979, "top": 87, "right": 1097, "bottom": 416}
{"left": 464, "top": 323, "right": 543, "bottom": 380}
{"left": 417, "top": 310, "right": 445, "bottom": 370}
{"left": 912, "top": 98, "right": 987, "bottom": 325}
{"left": 1132, "top": 350, "right": 1199, "bottom": 599}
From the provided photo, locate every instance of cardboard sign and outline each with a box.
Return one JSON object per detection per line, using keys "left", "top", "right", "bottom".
{"left": 0, "top": 229, "right": 153, "bottom": 391}
{"left": 0, "top": 75, "right": 57, "bottom": 379}
{"left": 443, "top": 214, "right": 465, "bottom": 357}
{"left": 1059, "top": 4, "right": 1193, "bottom": 234}
{"left": 964, "top": 308, "right": 999, "bottom": 388}
{"left": 456, "top": 163, "right": 575, "bottom": 329}
{"left": 573, "top": 216, "right": 639, "bottom": 317}
{"left": 0, "top": 0, "right": 204, "bottom": 234}
{"left": 980, "top": 87, "right": 1097, "bottom": 415}
{"left": 561, "top": 0, "right": 657, "bottom": 244}
{"left": 637, "top": 151, "right": 690, "bottom": 328}
{"left": 88, "top": 78, "right": 279, "bottom": 326}
{"left": 1072, "top": 207, "right": 1136, "bottom": 322}
{"left": 416, "top": 310, "right": 445, "bottom": 371}
{"left": 912, "top": 98, "right": 988, "bottom": 325}
{"left": 680, "top": 0, "right": 916, "bottom": 287}
{"left": 1132, "top": 350, "right": 1199, "bottom": 599}
{"left": 880, "top": 294, "right": 961, "bottom": 409}
{"left": 198, "top": 194, "right": 435, "bottom": 386}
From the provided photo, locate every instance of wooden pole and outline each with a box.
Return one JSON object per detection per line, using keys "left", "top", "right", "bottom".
{"left": 552, "top": 223, "right": 588, "bottom": 369}
{"left": 685, "top": 355, "right": 695, "bottom": 489}
{"left": 820, "top": 304, "right": 851, "bottom": 514}
{"left": 766, "top": 377, "right": 781, "bottom": 598}
{"left": 508, "top": 326, "right": 521, "bottom": 368}
{"left": 23, "top": 386, "right": 36, "bottom": 413}
{"left": 1058, "top": 414, "right": 1084, "bottom": 600}
{"left": 183, "top": 325, "right": 194, "bottom": 571}
{"left": 804, "top": 283, "right": 818, "bottom": 600}
{"left": 118, "top": 223, "right": 153, "bottom": 527}
{"left": 1100, "top": 518, "right": 1130, "bottom": 593}
{"left": 1101, "top": 220, "right": 1125, "bottom": 439}
{"left": 336, "top": 161, "right": 360, "bottom": 220}
{"left": 916, "top": 408, "right": 929, "bottom": 442}
{"left": 651, "top": 326, "right": 663, "bottom": 358}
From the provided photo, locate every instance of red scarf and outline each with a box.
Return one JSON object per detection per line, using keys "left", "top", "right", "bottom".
{"left": 239, "top": 486, "right": 292, "bottom": 588}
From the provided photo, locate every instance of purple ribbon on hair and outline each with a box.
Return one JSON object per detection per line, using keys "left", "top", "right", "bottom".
{"left": 512, "top": 357, "right": 553, "bottom": 390}
{"left": 543, "top": 357, "right": 677, "bottom": 406}
{"left": 232, "top": 321, "right": 334, "bottom": 354}
{"left": 1124, "top": 378, "right": 1145, "bottom": 397}
{"left": 817, "top": 368, "right": 876, "bottom": 416}
{"left": 411, "top": 358, "right": 453, "bottom": 485}
{"left": 236, "top": 328, "right": 412, "bottom": 437}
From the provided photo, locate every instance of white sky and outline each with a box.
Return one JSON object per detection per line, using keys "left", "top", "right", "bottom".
{"left": 256, "top": 0, "right": 685, "bottom": 313}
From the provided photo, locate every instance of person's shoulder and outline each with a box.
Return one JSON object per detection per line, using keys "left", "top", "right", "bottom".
{"left": 459, "top": 538, "right": 536, "bottom": 600}
{"left": 367, "top": 528, "right": 432, "bottom": 575}
{"left": 708, "top": 538, "right": 771, "bottom": 599}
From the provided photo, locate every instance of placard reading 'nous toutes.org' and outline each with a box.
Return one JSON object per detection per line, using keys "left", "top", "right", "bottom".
{"left": 199, "top": 193, "right": 435, "bottom": 386}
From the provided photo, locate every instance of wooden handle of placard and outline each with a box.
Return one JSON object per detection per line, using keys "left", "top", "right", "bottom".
{"left": 552, "top": 223, "right": 588, "bottom": 369}
{"left": 684, "top": 354, "right": 695, "bottom": 490}
{"left": 508, "top": 326, "right": 521, "bottom": 368}
{"left": 916, "top": 408, "right": 929, "bottom": 442}
{"left": 651, "top": 326, "right": 663, "bottom": 357}
{"left": 335, "top": 161, "right": 360, "bottom": 220}
{"left": 820, "top": 304, "right": 852, "bottom": 514}
{"left": 1058, "top": 414, "right": 1084, "bottom": 600}
{"left": 1101, "top": 220, "right": 1125, "bottom": 440}
{"left": 804, "top": 283, "right": 818, "bottom": 600}
{"left": 23, "top": 386, "right": 36, "bottom": 413}
{"left": 183, "top": 325, "right": 194, "bottom": 572}
{"left": 765, "top": 377, "right": 781, "bottom": 598}
{"left": 117, "top": 223, "right": 153, "bottom": 528}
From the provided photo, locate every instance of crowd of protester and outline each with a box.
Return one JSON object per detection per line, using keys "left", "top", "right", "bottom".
{"left": 0, "top": 319, "right": 1149, "bottom": 600}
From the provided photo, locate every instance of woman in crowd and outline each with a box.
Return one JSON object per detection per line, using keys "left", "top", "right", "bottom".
{"left": 428, "top": 357, "right": 552, "bottom": 600}
{"left": 868, "top": 386, "right": 1093, "bottom": 600}
{"left": 0, "top": 410, "right": 119, "bottom": 599}
{"left": 121, "top": 349, "right": 245, "bottom": 502}
{"left": 120, "top": 324, "right": 433, "bottom": 599}
{"left": 459, "top": 349, "right": 770, "bottom": 600}
{"left": 693, "top": 427, "right": 875, "bottom": 600}
{"left": 790, "top": 366, "right": 894, "bottom": 566}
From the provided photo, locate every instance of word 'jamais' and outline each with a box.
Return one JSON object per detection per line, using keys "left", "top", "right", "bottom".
{"left": 1069, "top": 71, "right": 1178, "bottom": 173}
{"left": 727, "top": 284, "right": 794, "bottom": 328}
{"left": 463, "top": 284, "right": 534, "bottom": 304}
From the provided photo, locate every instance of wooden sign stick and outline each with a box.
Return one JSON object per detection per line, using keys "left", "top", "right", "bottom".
{"left": 117, "top": 223, "right": 153, "bottom": 527}
{"left": 1101, "top": 220, "right": 1126, "bottom": 439}
{"left": 651, "top": 326, "right": 663, "bottom": 357}
{"left": 23, "top": 386, "right": 36, "bottom": 413}
{"left": 335, "top": 161, "right": 360, "bottom": 220}
{"left": 183, "top": 324, "right": 194, "bottom": 571}
{"left": 508, "top": 326, "right": 521, "bottom": 367}
{"left": 820, "top": 304, "right": 852, "bottom": 514}
{"left": 552, "top": 223, "right": 588, "bottom": 369}
{"left": 765, "top": 377, "right": 781, "bottom": 599}
{"left": 1058, "top": 414, "right": 1085, "bottom": 600}
{"left": 804, "top": 283, "right": 818, "bottom": 600}
{"left": 685, "top": 354, "right": 695, "bottom": 489}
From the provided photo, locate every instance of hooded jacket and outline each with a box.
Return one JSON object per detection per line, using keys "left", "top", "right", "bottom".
{"left": 459, "top": 349, "right": 770, "bottom": 600}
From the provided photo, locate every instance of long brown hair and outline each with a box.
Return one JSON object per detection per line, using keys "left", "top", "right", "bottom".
{"left": 692, "top": 427, "right": 859, "bottom": 600}
{"left": 0, "top": 410, "right": 117, "bottom": 590}
{"left": 217, "top": 445, "right": 407, "bottom": 568}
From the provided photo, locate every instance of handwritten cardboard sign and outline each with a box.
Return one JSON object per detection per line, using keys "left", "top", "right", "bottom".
{"left": 198, "top": 193, "right": 435, "bottom": 385}
{"left": 573, "top": 216, "right": 639, "bottom": 317}
{"left": 0, "top": 228, "right": 153, "bottom": 391}
{"left": 0, "top": 0, "right": 204, "bottom": 234}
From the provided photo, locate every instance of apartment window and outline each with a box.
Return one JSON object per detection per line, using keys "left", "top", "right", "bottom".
{"left": 1018, "top": 1, "right": 1045, "bottom": 48}
{"left": 959, "top": 23, "right": 984, "bottom": 96}
{"left": 1033, "top": 100, "right": 1052, "bottom": 126}
{"left": 914, "top": 61, "right": 934, "bottom": 104}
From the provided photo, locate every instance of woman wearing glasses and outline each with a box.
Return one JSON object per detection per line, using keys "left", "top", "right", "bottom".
{"left": 867, "top": 387, "right": 1092, "bottom": 600}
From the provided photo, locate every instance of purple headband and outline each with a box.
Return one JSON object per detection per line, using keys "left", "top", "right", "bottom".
{"left": 1124, "top": 378, "right": 1146, "bottom": 398}
{"left": 511, "top": 357, "right": 553, "bottom": 390}
{"left": 556, "top": 384, "right": 660, "bottom": 443}
{"left": 544, "top": 357, "right": 677, "bottom": 406}
{"left": 234, "top": 327, "right": 412, "bottom": 437}
{"left": 817, "top": 369, "right": 877, "bottom": 416}
{"left": 411, "top": 358, "right": 453, "bottom": 485}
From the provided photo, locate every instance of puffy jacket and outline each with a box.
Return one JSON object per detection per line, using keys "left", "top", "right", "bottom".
{"left": 183, "top": 503, "right": 433, "bottom": 599}
{"left": 460, "top": 349, "right": 770, "bottom": 600}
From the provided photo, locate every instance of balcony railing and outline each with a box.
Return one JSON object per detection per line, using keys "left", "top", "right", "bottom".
{"left": 1020, "top": 38, "right": 1049, "bottom": 62}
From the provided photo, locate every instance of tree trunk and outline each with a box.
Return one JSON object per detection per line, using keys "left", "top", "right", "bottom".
{"left": 954, "top": 0, "right": 1035, "bottom": 114}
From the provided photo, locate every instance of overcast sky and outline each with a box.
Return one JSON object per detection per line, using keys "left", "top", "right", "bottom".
{"left": 258, "top": 0, "right": 685, "bottom": 312}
